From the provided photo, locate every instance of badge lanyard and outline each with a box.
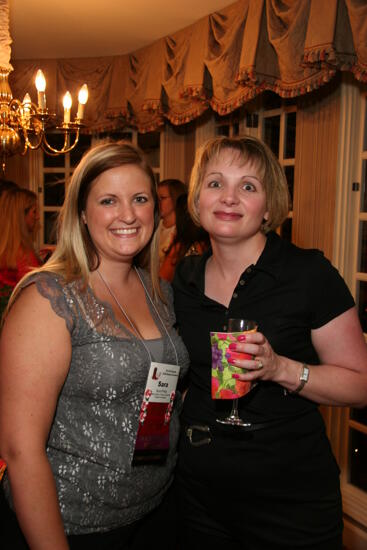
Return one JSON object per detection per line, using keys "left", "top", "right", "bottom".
{"left": 97, "top": 268, "right": 179, "bottom": 365}
{"left": 97, "top": 268, "right": 180, "bottom": 461}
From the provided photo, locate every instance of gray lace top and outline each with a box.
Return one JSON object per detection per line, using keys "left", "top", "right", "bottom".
{"left": 4, "top": 269, "right": 189, "bottom": 535}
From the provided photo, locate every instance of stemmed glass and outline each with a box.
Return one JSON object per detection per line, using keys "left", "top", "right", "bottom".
{"left": 216, "top": 318, "right": 257, "bottom": 427}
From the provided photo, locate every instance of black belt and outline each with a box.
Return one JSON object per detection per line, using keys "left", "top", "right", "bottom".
{"left": 185, "top": 411, "right": 311, "bottom": 447}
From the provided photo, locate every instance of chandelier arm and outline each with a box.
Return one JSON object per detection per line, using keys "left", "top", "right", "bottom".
{"left": 22, "top": 127, "right": 44, "bottom": 151}
{"left": 41, "top": 130, "right": 81, "bottom": 156}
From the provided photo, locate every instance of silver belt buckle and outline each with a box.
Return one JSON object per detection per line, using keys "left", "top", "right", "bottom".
{"left": 186, "top": 424, "right": 211, "bottom": 446}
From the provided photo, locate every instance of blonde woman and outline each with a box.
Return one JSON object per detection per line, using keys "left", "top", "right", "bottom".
{"left": 0, "top": 141, "right": 188, "bottom": 549}
{"left": 0, "top": 187, "right": 41, "bottom": 317}
{"left": 173, "top": 135, "right": 367, "bottom": 550}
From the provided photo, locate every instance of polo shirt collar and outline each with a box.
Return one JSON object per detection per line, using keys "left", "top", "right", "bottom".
{"left": 254, "top": 231, "right": 286, "bottom": 280}
{"left": 186, "top": 231, "right": 286, "bottom": 292}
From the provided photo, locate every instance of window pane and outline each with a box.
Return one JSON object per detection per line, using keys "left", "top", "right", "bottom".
{"left": 44, "top": 173, "right": 65, "bottom": 207}
{"left": 43, "top": 211, "right": 59, "bottom": 245}
{"left": 349, "top": 428, "right": 367, "bottom": 491}
{"left": 216, "top": 124, "right": 230, "bottom": 137}
{"left": 357, "top": 280, "right": 367, "bottom": 333}
{"left": 70, "top": 134, "right": 92, "bottom": 167}
{"left": 357, "top": 221, "right": 367, "bottom": 272}
{"left": 232, "top": 121, "right": 240, "bottom": 136}
{"left": 138, "top": 132, "right": 160, "bottom": 168}
{"left": 43, "top": 134, "right": 67, "bottom": 168}
{"left": 284, "top": 166, "right": 294, "bottom": 207}
{"left": 284, "top": 112, "right": 296, "bottom": 159}
{"left": 350, "top": 407, "right": 367, "bottom": 425}
{"left": 263, "top": 115, "right": 280, "bottom": 156}
{"left": 362, "top": 159, "right": 367, "bottom": 212}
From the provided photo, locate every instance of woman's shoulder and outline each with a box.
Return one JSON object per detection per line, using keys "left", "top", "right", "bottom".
{"left": 19, "top": 271, "right": 79, "bottom": 332}
{"left": 280, "top": 237, "right": 333, "bottom": 273}
{"left": 173, "top": 252, "right": 205, "bottom": 284}
{"left": 279, "top": 238, "right": 353, "bottom": 301}
{"left": 20, "top": 270, "right": 65, "bottom": 292}
{"left": 176, "top": 251, "right": 204, "bottom": 273}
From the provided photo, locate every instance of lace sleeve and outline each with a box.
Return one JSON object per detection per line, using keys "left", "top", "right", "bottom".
{"left": 20, "top": 272, "right": 75, "bottom": 333}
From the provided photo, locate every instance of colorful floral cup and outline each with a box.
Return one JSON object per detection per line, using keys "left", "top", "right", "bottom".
{"left": 210, "top": 328, "right": 256, "bottom": 399}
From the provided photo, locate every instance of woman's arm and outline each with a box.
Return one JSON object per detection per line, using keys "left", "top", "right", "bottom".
{"left": 0, "top": 284, "right": 72, "bottom": 549}
{"left": 229, "top": 307, "right": 367, "bottom": 407}
{"left": 307, "top": 307, "right": 367, "bottom": 406}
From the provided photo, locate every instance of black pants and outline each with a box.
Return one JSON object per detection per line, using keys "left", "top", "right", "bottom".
{"left": 0, "top": 482, "right": 178, "bottom": 550}
{"left": 177, "top": 412, "right": 343, "bottom": 550}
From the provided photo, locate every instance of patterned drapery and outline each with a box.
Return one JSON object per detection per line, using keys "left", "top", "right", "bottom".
{"left": 7, "top": 0, "right": 367, "bottom": 133}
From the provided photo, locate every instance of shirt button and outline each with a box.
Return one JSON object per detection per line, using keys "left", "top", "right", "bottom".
{"left": 225, "top": 310, "right": 229, "bottom": 316}
{"left": 233, "top": 292, "right": 238, "bottom": 298}
{"left": 247, "top": 267, "right": 252, "bottom": 274}
{"left": 239, "top": 279, "right": 245, "bottom": 286}
{"left": 223, "top": 325, "right": 227, "bottom": 331}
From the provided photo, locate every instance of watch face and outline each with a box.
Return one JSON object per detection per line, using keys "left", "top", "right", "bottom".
{"left": 301, "top": 366, "right": 309, "bottom": 382}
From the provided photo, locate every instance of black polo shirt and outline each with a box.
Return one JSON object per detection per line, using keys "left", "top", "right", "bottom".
{"left": 172, "top": 231, "right": 355, "bottom": 425}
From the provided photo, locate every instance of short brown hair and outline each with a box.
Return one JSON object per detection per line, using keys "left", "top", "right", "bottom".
{"left": 188, "top": 136, "right": 289, "bottom": 233}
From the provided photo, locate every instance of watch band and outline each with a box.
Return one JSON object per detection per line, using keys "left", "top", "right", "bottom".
{"left": 289, "top": 363, "right": 309, "bottom": 394}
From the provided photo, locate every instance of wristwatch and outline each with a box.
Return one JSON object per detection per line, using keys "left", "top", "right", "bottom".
{"left": 289, "top": 363, "right": 309, "bottom": 394}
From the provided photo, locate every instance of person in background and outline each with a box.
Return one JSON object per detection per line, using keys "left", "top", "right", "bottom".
{"left": 0, "top": 141, "right": 189, "bottom": 549}
{"left": 172, "top": 135, "right": 367, "bottom": 550}
{"left": 0, "top": 187, "right": 41, "bottom": 317}
{"left": 159, "top": 193, "right": 209, "bottom": 282}
{"left": 157, "top": 178, "right": 186, "bottom": 269}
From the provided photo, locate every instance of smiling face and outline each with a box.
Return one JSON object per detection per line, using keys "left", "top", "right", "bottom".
{"left": 83, "top": 164, "right": 155, "bottom": 267}
{"left": 198, "top": 148, "right": 269, "bottom": 245}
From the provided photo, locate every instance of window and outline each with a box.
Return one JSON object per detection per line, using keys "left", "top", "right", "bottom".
{"left": 332, "top": 78, "right": 367, "bottom": 540}
{"left": 342, "top": 88, "right": 367, "bottom": 525}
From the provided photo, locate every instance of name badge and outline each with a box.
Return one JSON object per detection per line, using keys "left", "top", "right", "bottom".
{"left": 133, "top": 362, "right": 180, "bottom": 463}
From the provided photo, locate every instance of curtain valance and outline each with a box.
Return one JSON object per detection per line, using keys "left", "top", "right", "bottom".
{"left": 8, "top": 0, "right": 367, "bottom": 133}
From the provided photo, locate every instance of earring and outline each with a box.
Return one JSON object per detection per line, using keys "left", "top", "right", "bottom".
{"left": 81, "top": 212, "right": 87, "bottom": 224}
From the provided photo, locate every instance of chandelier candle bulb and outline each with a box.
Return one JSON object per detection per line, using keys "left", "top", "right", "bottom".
{"left": 0, "top": 4, "right": 90, "bottom": 171}
{"left": 35, "top": 70, "right": 46, "bottom": 110}
{"left": 22, "top": 93, "right": 31, "bottom": 121}
{"left": 76, "top": 84, "right": 88, "bottom": 120}
{"left": 63, "top": 91, "right": 72, "bottom": 124}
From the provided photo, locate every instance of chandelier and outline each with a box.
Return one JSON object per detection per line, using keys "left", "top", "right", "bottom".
{"left": 0, "top": 0, "right": 89, "bottom": 172}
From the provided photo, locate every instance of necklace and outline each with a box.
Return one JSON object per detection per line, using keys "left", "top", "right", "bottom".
{"left": 97, "top": 268, "right": 179, "bottom": 365}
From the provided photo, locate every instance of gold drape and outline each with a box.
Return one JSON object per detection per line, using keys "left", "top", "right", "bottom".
{"left": 9, "top": 0, "right": 367, "bottom": 133}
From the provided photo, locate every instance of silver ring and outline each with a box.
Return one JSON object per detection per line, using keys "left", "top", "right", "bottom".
{"left": 257, "top": 360, "right": 263, "bottom": 369}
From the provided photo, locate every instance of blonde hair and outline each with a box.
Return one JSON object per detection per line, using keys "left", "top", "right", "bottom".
{"left": 0, "top": 187, "right": 38, "bottom": 269}
{"left": 9, "top": 141, "right": 162, "bottom": 307}
{"left": 188, "top": 135, "right": 290, "bottom": 233}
